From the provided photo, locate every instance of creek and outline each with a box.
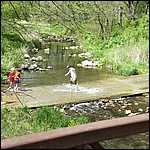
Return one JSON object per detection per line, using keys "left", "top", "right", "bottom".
{"left": 21, "top": 41, "right": 118, "bottom": 87}
{"left": 21, "top": 41, "right": 148, "bottom": 149}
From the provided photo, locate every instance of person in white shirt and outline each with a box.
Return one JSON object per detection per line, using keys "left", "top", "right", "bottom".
{"left": 65, "top": 65, "right": 78, "bottom": 92}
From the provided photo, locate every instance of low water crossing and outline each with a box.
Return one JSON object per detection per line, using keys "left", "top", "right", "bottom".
{"left": 21, "top": 41, "right": 149, "bottom": 149}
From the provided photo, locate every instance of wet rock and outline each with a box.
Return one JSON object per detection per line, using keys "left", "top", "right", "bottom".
{"left": 30, "top": 57, "right": 36, "bottom": 61}
{"left": 105, "top": 103, "right": 111, "bottom": 107}
{"left": 134, "top": 102, "right": 139, "bottom": 105}
{"left": 62, "top": 105, "right": 70, "bottom": 110}
{"left": 78, "top": 52, "right": 93, "bottom": 59}
{"left": 38, "top": 68, "right": 49, "bottom": 71}
{"left": 71, "top": 54, "right": 77, "bottom": 57}
{"left": 143, "top": 93, "right": 149, "bottom": 97}
{"left": 44, "top": 48, "right": 50, "bottom": 54}
{"left": 24, "top": 59, "right": 29, "bottom": 62}
{"left": 102, "top": 99, "right": 109, "bottom": 103}
{"left": 103, "top": 106, "right": 107, "bottom": 109}
{"left": 118, "top": 100, "right": 124, "bottom": 104}
{"left": 21, "top": 63, "right": 30, "bottom": 69}
{"left": 121, "top": 105, "right": 127, "bottom": 109}
{"left": 145, "top": 107, "right": 149, "bottom": 113}
{"left": 127, "top": 103, "right": 132, "bottom": 106}
{"left": 32, "top": 48, "right": 38, "bottom": 53}
{"left": 47, "top": 66, "right": 53, "bottom": 69}
{"left": 111, "top": 104, "right": 115, "bottom": 107}
{"left": 125, "top": 109, "right": 131, "bottom": 115}
{"left": 36, "top": 56, "right": 43, "bottom": 62}
{"left": 108, "top": 100, "right": 114, "bottom": 104}
{"left": 63, "top": 45, "right": 82, "bottom": 50}
{"left": 100, "top": 105, "right": 104, "bottom": 108}
{"left": 138, "top": 108, "right": 143, "bottom": 112}
{"left": 59, "top": 108, "right": 65, "bottom": 113}
{"left": 24, "top": 54, "right": 30, "bottom": 59}
{"left": 28, "top": 63, "right": 38, "bottom": 70}
{"left": 128, "top": 112, "right": 140, "bottom": 116}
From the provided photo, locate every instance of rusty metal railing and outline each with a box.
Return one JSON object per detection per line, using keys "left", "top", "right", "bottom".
{"left": 1, "top": 113, "right": 149, "bottom": 149}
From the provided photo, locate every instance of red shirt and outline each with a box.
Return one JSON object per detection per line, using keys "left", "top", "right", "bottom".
{"left": 9, "top": 71, "right": 15, "bottom": 82}
{"left": 15, "top": 72, "right": 21, "bottom": 80}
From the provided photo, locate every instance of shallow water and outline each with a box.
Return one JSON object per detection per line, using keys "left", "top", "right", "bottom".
{"left": 21, "top": 42, "right": 118, "bottom": 88}
{"left": 21, "top": 41, "right": 149, "bottom": 149}
{"left": 62, "top": 95, "right": 149, "bottom": 149}
{"left": 52, "top": 84, "right": 104, "bottom": 94}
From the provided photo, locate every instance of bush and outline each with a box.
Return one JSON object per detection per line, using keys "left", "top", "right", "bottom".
{"left": 1, "top": 106, "right": 89, "bottom": 139}
{"left": 116, "top": 63, "right": 141, "bottom": 76}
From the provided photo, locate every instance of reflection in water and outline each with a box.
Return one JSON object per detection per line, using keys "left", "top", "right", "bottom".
{"left": 21, "top": 42, "right": 117, "bottom": 87}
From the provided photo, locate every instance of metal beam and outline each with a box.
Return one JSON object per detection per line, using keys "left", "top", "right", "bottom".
{"left": 1, "top": 113, "right": 149, "bottom": 149}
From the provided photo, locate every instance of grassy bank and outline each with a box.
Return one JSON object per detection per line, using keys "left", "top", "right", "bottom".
{"left": 76, "top": 15, "right": 149, "bottom": 76}
{"left": 1, "top": 106, "right": 89, "bottom": 139}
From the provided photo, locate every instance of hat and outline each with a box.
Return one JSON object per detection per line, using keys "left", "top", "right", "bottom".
{"left": 10, "top": 68, "right": 15, "bottom": 71}
{"left": 67, "top": 65, "right": 71, "bottom": 69}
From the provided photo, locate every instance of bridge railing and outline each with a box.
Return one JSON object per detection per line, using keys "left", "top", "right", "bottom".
{"left": 1, "top": 113, "right": 149, "bottom": 149}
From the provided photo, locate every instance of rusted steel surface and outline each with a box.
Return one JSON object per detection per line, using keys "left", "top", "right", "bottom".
{"left": 1, "top": 113, "right": 149, "bottom": 149}
{"left": 89, "top": 142, "right": 105, "bottom": 149}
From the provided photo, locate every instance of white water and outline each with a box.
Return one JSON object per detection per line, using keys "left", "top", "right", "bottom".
{"left": 52, "top": 84, "right": 104, "bottom": 94}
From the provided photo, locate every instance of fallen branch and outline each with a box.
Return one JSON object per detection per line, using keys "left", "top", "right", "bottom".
{"left": 12, "top": 89, "right": 24, "bottom": 106}
{"left": 18, "top": 91, "right": 36, "bottom": 99}
{"left": 44, "top": 70, "right": 61, "bottom": 83}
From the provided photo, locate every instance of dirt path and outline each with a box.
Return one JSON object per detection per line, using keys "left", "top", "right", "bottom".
{"left": 1, "top": 73, "right": 149, "bottom": 108}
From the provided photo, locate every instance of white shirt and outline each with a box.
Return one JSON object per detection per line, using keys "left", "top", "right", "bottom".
{"left": 69, "top": 67, "right": 77, "bottom": 80}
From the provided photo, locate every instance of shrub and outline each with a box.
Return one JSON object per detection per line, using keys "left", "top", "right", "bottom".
{"left": 1, "top": 106, "right": 89, "bottom": 139}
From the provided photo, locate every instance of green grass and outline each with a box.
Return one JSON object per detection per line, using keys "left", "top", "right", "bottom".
{"left": 1, "top": 106, "right": 89, "bottom": 139}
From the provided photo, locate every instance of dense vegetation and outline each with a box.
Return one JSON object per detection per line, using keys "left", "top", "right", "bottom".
{"left": 1, "top": 106, "right": 89, "bottom": 139}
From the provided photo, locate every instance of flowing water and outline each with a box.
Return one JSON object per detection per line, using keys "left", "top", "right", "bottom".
{"left": 21, "top": 41, "right": 149, "bottom": 149}
{"left": 59, "top": 94, "right": 149, "bottom": 149}
{"left": 22, "top": 42, "right": 118, "bottom": 87}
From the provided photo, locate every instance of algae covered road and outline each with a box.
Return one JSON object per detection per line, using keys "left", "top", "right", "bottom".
{"left": 1, "top": 73, "right": 149, "bottom": 108}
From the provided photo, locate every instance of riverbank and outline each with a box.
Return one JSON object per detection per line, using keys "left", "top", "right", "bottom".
{"left": 1, "top": 73, "right": 149, "bottom": 108}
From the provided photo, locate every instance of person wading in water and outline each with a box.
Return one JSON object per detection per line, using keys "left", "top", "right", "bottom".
{"left": 65, "top": 65, "right": 78, "bottom": 92}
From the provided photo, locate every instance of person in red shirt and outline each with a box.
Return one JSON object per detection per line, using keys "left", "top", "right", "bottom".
{"left": 14, "top": 68, "right": 22, "bottom": 92}
{"left": 6, "top": 68, "right": 15, "bottom": 91}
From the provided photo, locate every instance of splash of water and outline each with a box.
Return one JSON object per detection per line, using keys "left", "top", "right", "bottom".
{"left": 53, "top": 84, "right": 103, "bottom": 94}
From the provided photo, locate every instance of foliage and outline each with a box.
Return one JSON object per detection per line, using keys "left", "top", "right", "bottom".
{"left": 1, "top": 1, "right": 149, "bottom": 81}
{"left": 1, "top": 25, "right": 25, "bottom": 53}
{"left": 76, "top": 15, "right": 149, "bottom": 75}
{"left": 1, "top": 1, "right": 34, "bottom": 20}
{"left": 116, "top": 62, "right": 149, "bottom": 76}
{"left": 116, "top": 63, "right": 140, "bottom": 76}
{"left": 1, "top": 106, "right": 89, "bottom": 139}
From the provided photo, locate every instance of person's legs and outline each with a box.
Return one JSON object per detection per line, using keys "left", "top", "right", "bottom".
{"left": 6, "top": 82, "right": 13, "bottom": 91}
{"left": 14, "top": 78, "right": 19, "bottom": 92}
{"left": 70, "top": 81, "right": 73, "bottom": 91}
{"left": 74, "top": 83, "right": 78, "bottom": 92}
{"left": 15, "top": 83, "right": 19, "bottom": 92}
{"left": 70, "top": 78, "right": 78, "bottom": 92}
{"left": 73, "top": 78, "right": 78, "bottom": 92}
{"left": 75, "top": 78, "right": 78, "bottom": 92}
